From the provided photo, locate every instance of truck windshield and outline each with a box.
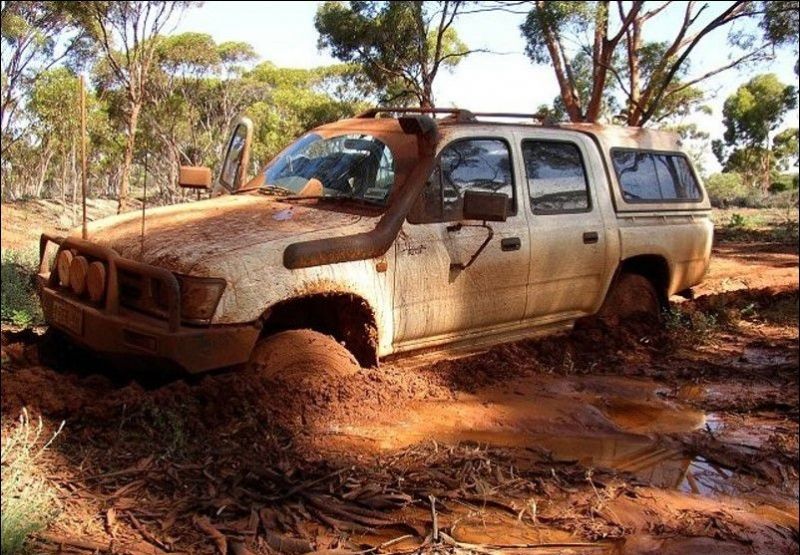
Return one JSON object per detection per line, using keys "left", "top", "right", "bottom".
{"left": 259, "top": 133, "right": 396, "bottom": 206}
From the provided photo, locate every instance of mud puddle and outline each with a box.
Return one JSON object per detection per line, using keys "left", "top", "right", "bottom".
{"left": 325, "top": 372, "right": 798, "bottom": 525}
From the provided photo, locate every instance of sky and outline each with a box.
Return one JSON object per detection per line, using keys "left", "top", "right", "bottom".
{"left": 173, "top": 1, "right": 799, "bottom": 173}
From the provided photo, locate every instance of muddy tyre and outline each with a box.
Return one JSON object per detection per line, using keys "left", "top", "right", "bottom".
{"left": 249, "top": 329, "right": 360, "bottom": 381}
{"left": 597, "top": 273, "right": 662, "bottom": 324}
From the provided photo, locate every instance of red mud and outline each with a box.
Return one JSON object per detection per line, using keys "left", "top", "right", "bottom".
{"left": 1, "top": 243, "right": 798, "bottom": 554}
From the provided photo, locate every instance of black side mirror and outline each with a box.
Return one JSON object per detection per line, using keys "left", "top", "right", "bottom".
{"left": 462, "top": 190, "right": 508, "bottom": 222}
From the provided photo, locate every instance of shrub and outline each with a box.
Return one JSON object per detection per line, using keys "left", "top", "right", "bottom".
{"left": 1, "top": 410, "right": 64, "bottom": 554}
{"left": 769, "top": 172, "right": 799, "bottom": 193}
{"left": 704, "top": 172, "right": 748, "bottom": 207}
{"left": 1, "top": 248, "right": 43, "bottom": 327}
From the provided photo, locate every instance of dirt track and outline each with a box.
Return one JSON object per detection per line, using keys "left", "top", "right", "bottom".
{"left": 1, "top": 240, "right": 798, "bottom": 555}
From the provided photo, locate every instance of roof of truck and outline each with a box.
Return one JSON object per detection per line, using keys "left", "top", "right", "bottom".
{"left": 345, "top": 107, "right": 683, "bottom": 153}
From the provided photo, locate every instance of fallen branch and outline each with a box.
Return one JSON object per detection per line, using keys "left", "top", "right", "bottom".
{"left": 193, "top": 515, "right": 227, "bottom": 555}
{"left": 36, "top": 533, "right": 170, "bottom": 555}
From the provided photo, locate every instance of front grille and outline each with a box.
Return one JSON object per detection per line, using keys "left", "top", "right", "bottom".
{"left": 119, "top": 269, "right": 169, "bottom": 319}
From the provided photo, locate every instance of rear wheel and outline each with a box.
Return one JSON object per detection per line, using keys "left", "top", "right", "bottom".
{"left": 597, "top": 273, "right": 662, "bottom": 324}
{"left": 248, "top": 329, "right": 360, "bottom": 381}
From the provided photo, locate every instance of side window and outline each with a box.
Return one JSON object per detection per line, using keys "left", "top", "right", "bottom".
{"left": 523, "top": 140, "right": 590, "bottom": 214}
{"left": 408, "top": 138, "right": 515, "bottom": 224}
{"left": 612, "top": 149, "right": 701, "bottom": 202}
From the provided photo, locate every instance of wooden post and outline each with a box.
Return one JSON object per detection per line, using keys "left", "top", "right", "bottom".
{"left": 79, "top": 75, "right": 88, "bottom": 239}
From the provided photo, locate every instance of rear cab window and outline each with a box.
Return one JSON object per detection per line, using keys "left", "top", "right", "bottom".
{"left": 611, "top": 149, "right": 702, "bottom": 203}
{"left": 522, "top": 140, "right": 591, "bottom": 214}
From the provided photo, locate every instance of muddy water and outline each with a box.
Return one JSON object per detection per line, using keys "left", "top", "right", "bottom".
{"left": 332, "top": 374, "right": 708, "bottom": 486}
{"left": 329, "top": 372, "right": 799, "bottom": 527}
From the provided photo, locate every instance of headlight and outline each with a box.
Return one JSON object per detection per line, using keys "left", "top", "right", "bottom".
{"left": 175, "top": 275, "right": 226, "bottom": 321}
{"left": 87, "top": 261, "right": 107, "bottom": 303}
{"left": 69, "top": 256, "right": 89, "bottom": 295}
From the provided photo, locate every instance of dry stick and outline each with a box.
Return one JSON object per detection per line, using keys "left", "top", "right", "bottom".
{"left": 278, "top": 467, "right": 347, "bottom": 500}
{"left": 127, "top": 512, "right": 169, "bottom": 552}
{"left": 36, "top": 533, "right": 173, "bottom": 555}
{"left": 193, "top": 515, "right": 227, "bottom": 555}
{"left": 429, "top": 495, "right": 439, "bottom": 543}
{"left": 439, "top": 531, "right": 606, "bottom": 552}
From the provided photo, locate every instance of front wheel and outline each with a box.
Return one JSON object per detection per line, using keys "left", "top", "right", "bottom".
{"left": 596, "top": 273, "right": 662, "bottom": 324}
{"left": 248, "top": 329, "right": 360, "bottom": 382}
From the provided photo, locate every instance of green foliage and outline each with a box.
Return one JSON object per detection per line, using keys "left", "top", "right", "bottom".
{"left": 721, "top": 74, "right": 797, "bottom": 148}
{"left": 664, "top": 305, "right": 720, "bottom": 344}
{"left": 714, "top": 75, "right": 797, "bottom": 191}
{"left": 1, "top": 410, "right": 63, "bottom": 555}
{"left": 315, "top": 1, "right": 470, "bottom": 106}
{"left": 772, "top": 128, "right": 799, "bottom": 171}
{"left": 769, "top": 172, "right": 799, "bottom": 193}
{"left": 1, "top": 249, "right": 43, "bottom": 327}
{"left": 759, "top": 0, "right": 800, "bottom": 73}
{"left": 705, "top": 172, "right": 748, "bottom": 207}
{"left": 520, "top": 1, "right": 592, "bottom": 65}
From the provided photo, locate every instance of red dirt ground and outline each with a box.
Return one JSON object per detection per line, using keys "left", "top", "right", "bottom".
{"left": 1, "top": 238, "right": 798, "bottom": 554}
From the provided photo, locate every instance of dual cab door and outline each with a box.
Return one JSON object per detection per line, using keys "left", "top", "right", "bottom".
{"left": 392, "top": 129, "right": 610, "bottom": 351}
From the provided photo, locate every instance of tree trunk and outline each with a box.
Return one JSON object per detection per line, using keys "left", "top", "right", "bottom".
{"left": 167, "top": 145, "right": 179, "bottom": 202}
{"left": 71, "top": 139, "right": 78, "bottom": 225}
{"left": 35, "top": 148, "right": 54, "bottom": 198}
{"left": 420, "top": 79, "right": 434, "bottom": 109}
{"left": 626, "top": 21, "right": 643, "bottom": 125}
{"left": 586, "top": 46, "right": 611, "bottom": 122}
{"left": 762, "top": 148, "right": 771, "bottom": 193}
{"left": 118, "top": 101, "right": 141, "bottom": 214}
{"left": 60, "top": 149, "right": 68, "bottom": 211}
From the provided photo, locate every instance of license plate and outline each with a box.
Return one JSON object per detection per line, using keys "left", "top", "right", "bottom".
{"left": 48, "top": 297, "right": 83, "bottom": 335}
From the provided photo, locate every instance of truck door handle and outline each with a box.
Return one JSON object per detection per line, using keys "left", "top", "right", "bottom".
{"left": 583, "top": 231, "right": 599, "bottom": 244}
{"left": 501, "top": 237, "right": 521, "bottom": 251}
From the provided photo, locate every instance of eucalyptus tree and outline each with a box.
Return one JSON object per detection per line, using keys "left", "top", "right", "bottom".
{"left": 77, "top": 0, "right": 193, "bottom": 212}
{"left": 315, "top": 1, "right": 476, "bottom": 107}
{"left": 520, "top": 1, "right": 797, "bottom": 125}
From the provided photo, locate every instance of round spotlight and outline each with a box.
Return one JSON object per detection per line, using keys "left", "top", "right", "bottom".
{"left": 69, "top": 256, "right": 89, "bottom": 295}
{"left": 87, "top": 261, "right": 107, "bottom": 303}
{"left": 56, "top": 250, "right": 74, "bottom": 287}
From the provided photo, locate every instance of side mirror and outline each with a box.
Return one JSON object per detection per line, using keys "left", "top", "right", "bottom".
{"left": 462, "top": 190, "right": 508, "bottom": 222}
{"left": 178, "top": 166, "right": 212, "bottom": 190}
{"left": 218, "top": 117, "right": 253, "bottom": 192}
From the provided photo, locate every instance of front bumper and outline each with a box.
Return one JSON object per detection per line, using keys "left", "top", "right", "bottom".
{"left": 38, "top": 234, "right": 260, "bottom": 374}
{"left": 41, "top": 286, "right": 259, "bottom": 374}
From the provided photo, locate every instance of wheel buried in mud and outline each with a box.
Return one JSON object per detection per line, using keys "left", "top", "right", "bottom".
{"left": 249, "top": 329, "right": 360, "bottom": 381}
{"left": 597, "top": 273, "right": 662, "bottom": 325}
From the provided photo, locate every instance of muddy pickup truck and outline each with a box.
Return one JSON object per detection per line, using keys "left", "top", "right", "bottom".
{"left": 37, "top": 108, "right": 712, "bottom": 377}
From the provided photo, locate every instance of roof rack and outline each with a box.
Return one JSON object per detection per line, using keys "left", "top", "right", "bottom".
{"left": 470, "top": 112, "right": 549, "bottom": 122}
{"left": 357, "top": 107, "right": 475, "bottom": 122}
{"left": 357, "top": 107, "right": 552, "bottom": 125}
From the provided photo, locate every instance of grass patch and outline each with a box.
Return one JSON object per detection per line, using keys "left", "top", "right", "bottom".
{"left": 1, "top": 248, "right": 43, "bottom": 327}
{"left": 664, "top": 306, "right": 722, "bottom": 344}
{"left": 1, "top": 410, "right": 64, "bottom": 554}
{"left": 713, "top": 207, "right": 799, "bottom": 244}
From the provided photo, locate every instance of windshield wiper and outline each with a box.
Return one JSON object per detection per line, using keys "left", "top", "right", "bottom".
{"left": 258, "top": 184, "right": 296, "bottom": 196}
{"left": 280, "top": 194, "right": 385, "bottom": 207}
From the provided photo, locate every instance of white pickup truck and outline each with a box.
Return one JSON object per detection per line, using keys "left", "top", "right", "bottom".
{"left": 38, "top": 108, "right": 713, "bottom": 377}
